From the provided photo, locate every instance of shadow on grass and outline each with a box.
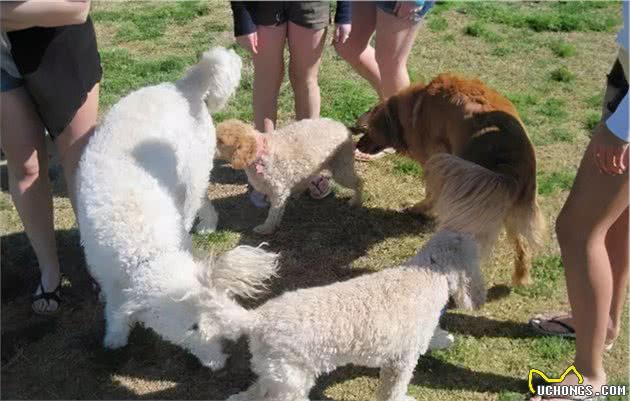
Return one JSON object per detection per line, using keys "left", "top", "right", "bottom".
{"left": 310, "top": 354, "right": 528, "bottom": 399}
{"left": 442, "top": 312, "right": 538, "bottom": 339}
{"left": 210, "top": 182, "right": 434, "bottom": 301}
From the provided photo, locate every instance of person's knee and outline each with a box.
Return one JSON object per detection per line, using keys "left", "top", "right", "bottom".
{"left": 289, "top": 67, "right": 319, "bottom": 93}
{"left": 9, "top": 154, "right": 43, "bottom": 187}
{"left": 375, "top": 48, "right": 405, "bottom": 73}
{"left": 334, "top": 41, "right": 361, "bottom": 63}
{"left": 556, "top": 207, "right": 607, "bottom": 257}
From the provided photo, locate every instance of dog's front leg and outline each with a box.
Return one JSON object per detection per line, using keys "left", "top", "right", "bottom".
{"left": 103, "top": 293, "right": 132, "bottom": 349}
{"left": 195, "top": 199, "right": 218, "bottom": 234}
{"left": 254, "top": 192, "right": 289, "bottom": 235}
{"left": 375, "top": 357, "right": 419, "bottom": 401}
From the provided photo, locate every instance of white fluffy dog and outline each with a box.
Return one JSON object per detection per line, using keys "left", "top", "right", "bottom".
{"left": 76, "top": 47, "right": 275, "bottom": 370}
{"left": 202, "top": 230, "right": 486, "bottom": 401}
{"left": 215, "top": 118, "right": 362, "bottom": 234}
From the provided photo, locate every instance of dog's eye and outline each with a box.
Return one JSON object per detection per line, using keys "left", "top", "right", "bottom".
{"left": 189, "top": 323, "right": 199, "bottom": 331}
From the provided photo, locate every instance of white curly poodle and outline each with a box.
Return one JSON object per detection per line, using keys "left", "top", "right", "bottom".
{"left": 202, "top": 230, "right": 486, "bottom": 400}
{"left": 75, "top": 48, "right": 278, "bottom": 370}
{"left": 215, "top": 118, "right": 363, "bottom": 234}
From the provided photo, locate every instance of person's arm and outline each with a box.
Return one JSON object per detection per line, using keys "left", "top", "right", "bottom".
{"left": 591, "top": 94, "right": 629, "bottom": 175}
{"left": 1, "top": 1, "right": 90, "bottom": 32}
{"left": 332, "top": 1, "right": 351, "bottom": 44}
{"left": 230, "top": 1, "right": 255, "bottom": 37}
{"left": 230, "top": 1, "right": 257, "bottom": 53}
{"left": 606, "top": 93, "right": 629, "bottom": 142}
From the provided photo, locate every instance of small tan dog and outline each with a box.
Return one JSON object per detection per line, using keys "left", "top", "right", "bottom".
{"left": 216, "top": 118, "right": 362, "bottom": 234}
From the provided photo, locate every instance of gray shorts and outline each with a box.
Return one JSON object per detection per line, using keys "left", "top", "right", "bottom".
{"left": 251, "top": 1, "right": 331, "bottom": 31}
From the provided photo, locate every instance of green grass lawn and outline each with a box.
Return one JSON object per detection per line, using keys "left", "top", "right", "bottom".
{"left": 1, "top": 1, "right": 628, "bottom": 400}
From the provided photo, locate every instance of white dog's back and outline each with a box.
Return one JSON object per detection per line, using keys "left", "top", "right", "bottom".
{"left": 76, "top": 48, "right": 244, "bottom": 369}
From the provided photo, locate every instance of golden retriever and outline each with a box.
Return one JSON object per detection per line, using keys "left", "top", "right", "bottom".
{"left": 356, "top": 73, "right": 545, "bottom": 286}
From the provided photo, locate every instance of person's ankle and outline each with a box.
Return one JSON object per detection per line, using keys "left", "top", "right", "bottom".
{"left": 39, "top": 267, "right": 61, "bottom": 290}
{"left": 573, "top": 363, "right": 607, "bottom": 386}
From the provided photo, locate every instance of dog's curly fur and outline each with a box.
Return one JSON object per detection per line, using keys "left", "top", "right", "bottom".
{"left": 76, "top": 48, "right": 282, "bottom": 370}
{"left": 216, "top": 118, "right": 363, "bottom": 234}
{"left": 201, "top": 230, "right": 484, "bottom": 401}
{"left": 357, "top": 73, "right": 545, "bottom": 286}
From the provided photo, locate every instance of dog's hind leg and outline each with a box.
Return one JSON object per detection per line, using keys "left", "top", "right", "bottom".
{"left": 375, "top": 356, "right": 419, "bottom": 401}
{"left": 505, "top": 221, "right": 532, "bottom": 286}
{"left": 254, "top": 192, "right": 289, "bottom": 235}
{"left": 330, "top": 143, "right": 363, "bottom": 207}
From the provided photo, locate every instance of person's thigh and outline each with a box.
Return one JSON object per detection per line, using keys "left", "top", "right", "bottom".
{"left": 342, "top": 2, "right": 377, "bottom": 50}
{"left": 252, "top": 24, "right": 287, "bottom": 69}
{"left": 287, "top": 22, "right": 326, "bottom": 81}
{"left": 559, "top": 129, "right": 629, "bottom": 237}
{"left": 1, "top": 86, "right": 47, "bottom": 172}
{"left": 55, "top": 83, "right": 99, "bottom": 179}
{"left": 374, "top": 7, "right": 421, "bottom": 66}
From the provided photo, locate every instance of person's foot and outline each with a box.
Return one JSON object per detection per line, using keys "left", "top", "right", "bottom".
{"left": 529, "top": 312, "right": 617, "bottom": 350}
{"left": 308, "top": 176, "right": 332, "bottom": 200}
{"left": 529, "top": 371, "right": 607, "bottom": 401}
{"left": 32, "top": 270, "right": 62, "bottom": 315}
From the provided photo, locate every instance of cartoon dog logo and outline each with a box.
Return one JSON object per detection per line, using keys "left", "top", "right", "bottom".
{"left": 528, "top": 365, "right": 584, "bottom": 394}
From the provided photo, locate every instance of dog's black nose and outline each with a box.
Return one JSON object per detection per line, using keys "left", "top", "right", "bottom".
{"left": 189, "top": 323, "right": 199, "bottom": 331}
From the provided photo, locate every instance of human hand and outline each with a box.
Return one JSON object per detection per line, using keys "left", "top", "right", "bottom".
{"left": 236, "top": 32, "right": 258, "bottom": 54}
{"left": 333, "top": 23, "right": 351, "bottom": 44}
{"left": 394, "top": 1, "right": 423, "bottom": 20}
{"left": 592, "top": 122, "right": 629, "bottom": 175}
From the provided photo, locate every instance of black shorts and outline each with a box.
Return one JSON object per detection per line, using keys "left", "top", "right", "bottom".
{"left": 7, "top": 17, "right": 102, "bottom": 139}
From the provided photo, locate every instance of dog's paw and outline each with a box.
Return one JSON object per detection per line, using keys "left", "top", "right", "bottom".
{"left": 200, "top": 353, "right": 227, "bottom": 371}
{"left": 226, "top": 393, "right": 249, "bottom": 401}
{"left": 511, "top": 272, "right": 532, "bottom": 287}
{"left": 253, "top": 224, "right": 275, "bottom": 235}
{"left": 196, "top": 218, "right": 217, "bottom": 234}
{"left": 195, "top": 205, "right": 218, "bottom": 234}
{"left": 348, "top": 196, "right": 362, "bottom": 207}
{"left": 103, "top": 331, "right": 129, "bottom": 349}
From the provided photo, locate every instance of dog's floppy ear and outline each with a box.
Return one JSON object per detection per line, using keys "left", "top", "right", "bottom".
{"left": 368, "top": 97, "right": 407, "bottom": 150}
{"left": 437, "top": 232, "right": 486, "bottom": 310}
{"left": 216, "top": 120, "right": 258, "bottom": 169}
{"left": 455, "top": 238, "right": 486, "bottom": 310}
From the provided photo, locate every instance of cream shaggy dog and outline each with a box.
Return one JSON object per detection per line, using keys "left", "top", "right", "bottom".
{"left": 202, "top": 230, "right": 486, "bottom": 401}
{"left": 76, "top": 48, "right": 274, "bottom": 370}
{"left": 215, "top": 118, "right": 362, "bottom": 234}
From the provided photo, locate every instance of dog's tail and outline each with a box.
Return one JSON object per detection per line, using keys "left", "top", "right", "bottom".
{"left": 424, "top": 153, "right": 515, "bottom": 257}
{"left": 197, "top": 245, "right": 278, "bottom": 339}
{"left": 205, "top": 245, "right": 280, "bottom": 298}
{"left": 424, "top": 153, "right": 545, "bottom": 285}
{"left": 176, "top": 47, "right": 242, "bottom": 112}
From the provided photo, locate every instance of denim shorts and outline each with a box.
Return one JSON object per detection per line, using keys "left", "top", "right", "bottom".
{"left": 1, "top": 68, "right": 23, "bottom": 92}
{"left": 376, "top": 1, "right": 434, "bottom": 22}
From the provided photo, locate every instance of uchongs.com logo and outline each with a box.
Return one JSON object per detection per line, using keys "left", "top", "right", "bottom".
{"left": 528, "top": 365, "right": 628, "bottom": 398}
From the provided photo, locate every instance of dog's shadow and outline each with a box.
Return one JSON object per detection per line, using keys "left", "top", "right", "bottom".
{"left": 210, "top": 187, "right": 434, "bottom": 297}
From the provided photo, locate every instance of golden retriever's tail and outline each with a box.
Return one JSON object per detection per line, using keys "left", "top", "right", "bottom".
{"left": 424, "top": 153, "right": 514, "bottom": 255}
{"left": 424, "top": 153, "right": 544, "bottom": 285}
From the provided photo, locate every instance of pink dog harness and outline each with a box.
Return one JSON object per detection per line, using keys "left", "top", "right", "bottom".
{"left": 252, "top": 134, "right": 268, "bottom": 175}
